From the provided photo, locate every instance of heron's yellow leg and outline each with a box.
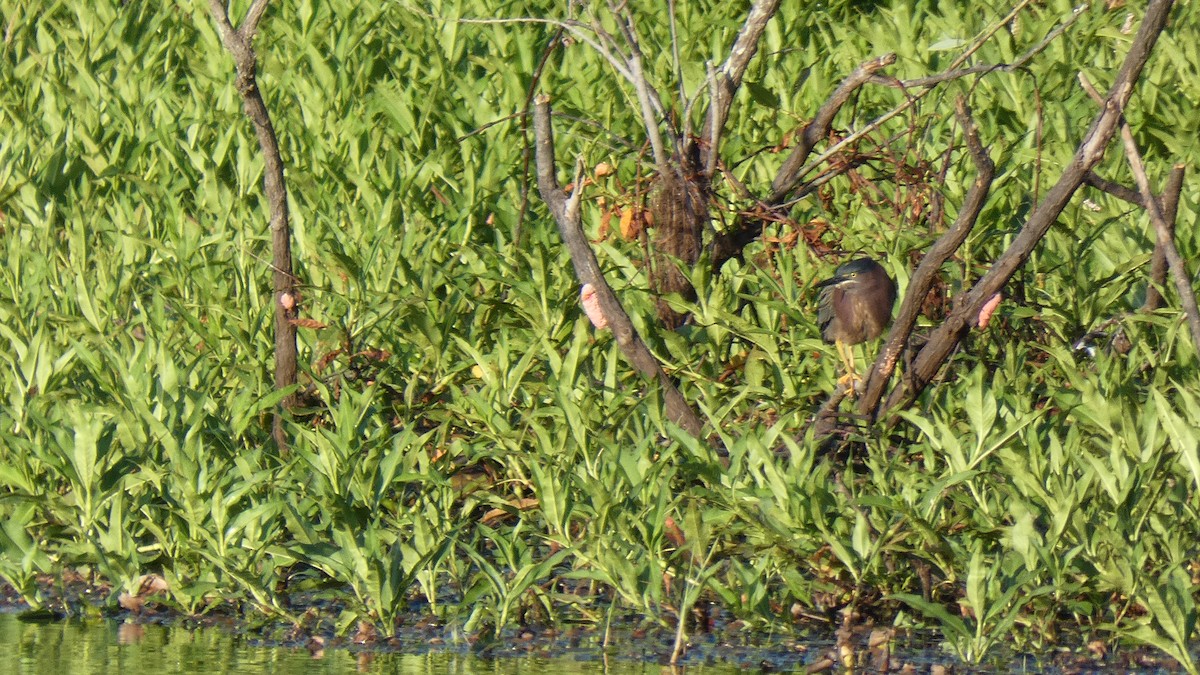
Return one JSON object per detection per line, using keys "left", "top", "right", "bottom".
{"left": 834, "top": 340, "right": 863, "bottom": 395}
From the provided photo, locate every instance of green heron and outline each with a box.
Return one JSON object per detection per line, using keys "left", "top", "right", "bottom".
{"left": 815, "top": 257, "right": 897, "bottom": 391}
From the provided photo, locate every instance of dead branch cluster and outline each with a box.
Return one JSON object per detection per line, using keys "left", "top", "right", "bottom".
{"left": 531, "top": 0, "right": 1189, "bottom": 446}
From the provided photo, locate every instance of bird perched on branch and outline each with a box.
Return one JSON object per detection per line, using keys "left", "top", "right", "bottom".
{"left": 816, "top": 257, "right": 896, "bottom": 393}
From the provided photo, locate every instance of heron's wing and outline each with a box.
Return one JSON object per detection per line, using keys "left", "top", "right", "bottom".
{"left": 817, "top": 286, "right": 839, "bottom": 342}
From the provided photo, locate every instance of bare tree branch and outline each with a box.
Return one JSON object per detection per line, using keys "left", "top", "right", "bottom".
{"left": 208, "top": 0, "right": 247, "bottom": 60}
{"left": 870, "top": 2, "right": 1082, "bottom": 94}
{"left": 456, "top": 2, "right": 776, "bottom": 162}
{"left": 207, "top": 0, "right": 298, "bottom": 449}
{"left": 609, "top": 4, "right": 673, "bottom": 174}
{"left": 769, "top": 53, "right": 897, "bottom": 203}
{"left": 700, "top": 0, "right": 780, "bottom": 159}
{"left": 668, "top": 0, "right": 688, "bottom": 142}
{"left": 715, "top": 2, "right": 1083, "bottom": 271}
{"left": 865, "top": 0, "right": 1056, "bottom": 91}
{"left": 1078, "top": 73, "right": 1200, "bottom": 343}
{"left": 452, "top": 15, "right": 636, "bottom": 84}
{"left": 566, "top": 20, "right": 636, "bottom": 83}
{"left": 880, "top": 0, "right": 1176, "bottom": 414}
{"left": 1086, "top": 163, "right": 1187, "bottom": 314}
{"left": 704, "top": 61, "right": 720, "bottom": 179}
{"left": 785, "top": 0, "right": 1073, "bottom": 200}
{"left": 1084, "top": 171, "right": 1145, "bottom": 206}
{"left": 858, "top": 97, "right": 994, "bottom": 418}
{"left": 532, "top": 95, "right": 705, "bottom": 438}
{"left": 242, "top": 0, "right": 270, "bottom": 38}
{"left": 711, "top": 53, "right": 895, "bottom": 270}
{"left": 811, "top": 381, "right": 855, "bottom": 441}
{"left": 1143, "top": 165, "right": 1185, "bottom": 311}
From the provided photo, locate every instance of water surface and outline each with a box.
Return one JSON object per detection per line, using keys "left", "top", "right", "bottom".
{"left": 2, "top": 613, "right": 743, "bottom": 675}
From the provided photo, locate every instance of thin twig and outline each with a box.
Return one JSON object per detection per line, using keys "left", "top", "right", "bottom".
{"left": 1078, "top": 73, "right": 1200, "bottom": 344}
{"left": 1084, "top": 171, "right": 1145, "bottom": 206}
{"left": 716, "top": 2, "right": 1082, "bottom": 271}
{"left": 711, "top": 53, "right": 896, "bottom": 270}
{"left": 452, "top": 14, "right": 636, "bottom": 85}
{"left": 609, "top": 4, "right": 672, "bottom": 173}
{"left": 872, "top": 1, "right": 1082, "bottom": 90}
{"left": 514, "top": 28, "right": 563, "bottom": 244}
{"left": 945, "top": 0, "right": 1038, "bottom": 72}
{"left": 769, "top": 53, "right": 898, "bottom": 202}
{"left": 668, "top": 0, "right": 688, "bottom": 142}
{"left": 704, "top": 62, "right": 720, "bottom": 179}
{"left": 790, "top": 0, "right": 1077, "bottom": 198}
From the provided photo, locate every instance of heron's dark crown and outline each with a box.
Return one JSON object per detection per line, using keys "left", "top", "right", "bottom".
{"left": 835, "top": 258, "right": 882, "bottom": 277}
{"left": 817, "top": 257, "right": 885, "bottom": 288}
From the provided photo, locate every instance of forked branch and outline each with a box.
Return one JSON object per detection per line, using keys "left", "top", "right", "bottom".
{"left": 858, "top": 97, "right": 995, "bottom": 418}
{"left": 714, "top": 2, "right": 1088, "bottom": 271}
{"left": 1142, "top": 165, "right": 1184, "bottom": 312}
{"left": 700, "top": 0, "right": 781, "bottom": 165}
{"left": 532, "top": 95, "right": 705, "bottom": 439}
{"left": 1078, "top": 73, "right": 1200, "bottom": 344}
{"left": 208, "top": 0, "right": 299, "bottom": 449}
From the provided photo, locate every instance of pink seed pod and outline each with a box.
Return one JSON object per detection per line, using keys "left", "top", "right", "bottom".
{"left": 580, "top": 283, "right": 608, "bottom": 330}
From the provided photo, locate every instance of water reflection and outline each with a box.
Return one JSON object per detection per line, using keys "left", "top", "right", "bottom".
{"left": 116, "top": 622, "right": 144, "bottom": 646}
{"left": 2, "top": 613, "right": 738, "bottom": 675}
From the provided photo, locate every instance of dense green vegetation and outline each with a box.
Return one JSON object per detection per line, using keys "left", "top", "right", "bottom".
{"left": 2, "top": 0, "right": 1199, "bottom": 668}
